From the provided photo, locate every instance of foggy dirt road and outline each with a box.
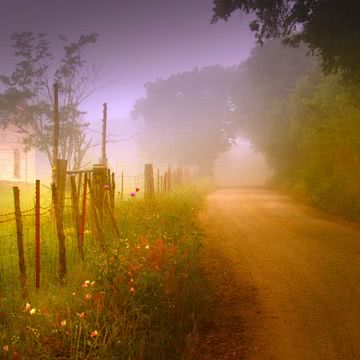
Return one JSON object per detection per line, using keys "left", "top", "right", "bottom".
{"left": 198, "top": 188, "right": 360, "bottom": 360}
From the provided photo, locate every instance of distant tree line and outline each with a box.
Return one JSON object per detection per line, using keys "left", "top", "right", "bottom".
{"left": 133, "top": 41, "right": 312, "bottom": 176}
{"left": 134, "top": 1, "right": 360, "bottom": 216}
{"left": 212, "top": 0, "right": 360, "bottom": 85}
{"left": 134, "top": 39, "right": 360, "bottom": 216}
{"left": 133, "top": 66, "right": 237, "bottom": 176}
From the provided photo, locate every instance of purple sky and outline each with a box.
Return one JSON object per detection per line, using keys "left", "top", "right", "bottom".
{"left": 0, "top": 0, "right": 254, "bottom": 133}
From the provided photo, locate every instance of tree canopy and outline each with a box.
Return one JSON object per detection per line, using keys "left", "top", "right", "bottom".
{"left": 230, "top": 40, "right": 314, "bottom": 164}
{"left": 134, "top": 38, "right": 360, "bottom": 215}
{"left": 134, "top": 41, "right": 312, "bottom": 176}
{"left": 212, "top": 0, "right": 360, "bottom": 83}
{"left": 133, "top": 66, "right": 236, "bottom": 175}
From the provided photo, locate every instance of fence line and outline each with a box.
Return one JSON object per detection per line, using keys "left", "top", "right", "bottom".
{"left": 0, "top": 163, "right": 193, "bottom": 304}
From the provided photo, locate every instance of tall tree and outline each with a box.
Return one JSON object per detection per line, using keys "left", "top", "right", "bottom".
{"left": 133, "top": 66, "right": 237, "bottom": 176}
{"left": 230, "top": 40, "right": 314, "bottom": 160}
{"left": 0, "top": 32, "right": 98, "bottom": 169}
{"left": 212, "top": 0, "right": 360, "bottom": 83}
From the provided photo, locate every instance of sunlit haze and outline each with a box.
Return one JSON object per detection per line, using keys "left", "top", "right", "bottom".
{"left": 1, "top": 0, "right": 258, "bottom": 182}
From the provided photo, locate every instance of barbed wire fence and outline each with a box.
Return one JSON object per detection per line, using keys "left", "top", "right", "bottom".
{"left": 0, "top": 163, "right": 193, "bottom": 307}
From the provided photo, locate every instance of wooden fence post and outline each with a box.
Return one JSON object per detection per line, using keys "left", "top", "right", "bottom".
{"left": 157, "top": 168, "right": 160, "bottom": 194}
{"left": 173, "top": 169, "right": 176, "bottom": 189}
{"left": 164, "top": 172, "right": 168, "bottom": 193}
{"left": 88, "top": 175, "right": 101, "bottom": 244}
{"left": 167, "top": 165, "right": 172, "bottom": 192}
{"left": 54, "top": 159, "right": 67, "bottom": 281}
{"left": 92, "top": 164, "right": 107, "bottom": 245}
{"left": 13, "top": 186, "right": 28, "bottom": 299}
{"left": 70, "top": 176, "right": 83, "bottom": 260}
{"left": 104, "top": 191, "right": 120, "bottom": 238}
{"left": 107, "top": 169, "right": 111, "bottom": 190}
{"left": 111, "top": 172, "right": 116, "bottom": 211}
{"left": 35, "top": 180, "right": 40, "bottom": 289}
{"left": 52, "top": 83, "right": 59, "bottom": 183}
{"left": 81, "top": 173, "right": 88, "bottom": 254}
{"left": 173, "top": 170, "right": 176, "bottom": 189}
{"left": 92, "top": 164, "right": 107, "bottom": 215}
{"left": 144, "top": 164, "right": 155, "bottom": 199}
{"left": 56, "top": 159, "right": 67, "bottom": 212}
{"left": 77, "top": 173, "right": 82, "bottom": 204}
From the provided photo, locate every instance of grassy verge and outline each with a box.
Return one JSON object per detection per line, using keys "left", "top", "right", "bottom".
{"left": 0, "top": 184, "right": 207, "bottom": 359}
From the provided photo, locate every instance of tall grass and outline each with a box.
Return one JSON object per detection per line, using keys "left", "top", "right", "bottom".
{"left": 0, "top": 183, "right": 206, "bottom": 359}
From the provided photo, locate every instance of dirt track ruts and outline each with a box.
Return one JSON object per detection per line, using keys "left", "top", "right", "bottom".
{"left": 197, "top": 188, "right": 360, "bottom": 360}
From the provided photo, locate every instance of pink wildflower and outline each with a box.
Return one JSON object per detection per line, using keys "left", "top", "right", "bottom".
{"left": 77, "top": 312, "right": 85, "bottom": 319}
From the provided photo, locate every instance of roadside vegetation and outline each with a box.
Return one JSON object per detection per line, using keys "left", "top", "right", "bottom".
{"left": 0, "top": 184, "right": 207, "bottom": 359}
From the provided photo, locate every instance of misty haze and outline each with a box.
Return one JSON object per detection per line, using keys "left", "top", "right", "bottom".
{"left": 1, "top": 1, "right": 360, "bottom": 359}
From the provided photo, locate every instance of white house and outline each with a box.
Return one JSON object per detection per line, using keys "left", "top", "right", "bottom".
{"left": 0, "top": 126, "right": 36, "bottom": 183}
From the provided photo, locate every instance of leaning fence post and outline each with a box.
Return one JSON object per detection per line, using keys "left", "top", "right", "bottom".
{"left": 77, "top": 173, "right": 82, "bottom": 205}
{"left": 53, "top": 159, "right": 67, "bottom": 281}
{"left": 93, "top": 165, "right": 107, "bottom": 217}
{"left": 35, "top": 180, "right": 40, "bottom": 289}
{"left": 80, "top": 173, "right": 88, "bottom": 257}
{"left": 144, "top": 164, "right": 155, "bottom": 199}
{"left": 111, "top": 172, "right": 116, "bottom": 211}
{"left": 88, "top": 174, "right": 98, "bottom": 243}
{"left": 13, "top": 186, "right": 28, "bottom": 299}
{"left": 52, "top": 183, "right": 66, "bottom": 281}
{"left": 92, "top": 164, "right": 107, "bottom": 246}
{"left": 70, "top": 176, "right": 83, "bottom": 260}
{"left": 107, "top": 168, "right": 111, "bottom": 194}
{"left": 104, "top": 190, "right": 120, "bottom": 238}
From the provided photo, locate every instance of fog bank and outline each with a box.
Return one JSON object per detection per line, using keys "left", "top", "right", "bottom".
{"left": 214, "top": 139, "right": 271, "bottom": 187}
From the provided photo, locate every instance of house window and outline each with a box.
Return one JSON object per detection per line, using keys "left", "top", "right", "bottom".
{"left": 14, "top": 149, "right": 20, "bottom": 178}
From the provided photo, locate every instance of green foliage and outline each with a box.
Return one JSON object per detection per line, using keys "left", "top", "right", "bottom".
{"left": 212, "top": 0, "right": 360, "bottom": 84}
{"left": 275, "top": 74, "right": 360, "bottom": 216}
{"left": 133, "top": 41, "right": 311, "bottom": 178}
{"left": 226, "top": 39, "right": 360, "bottom": 217}
{"left": 230, "top": 40, "right": 313, "bottom": 155}
{"left": 133, "top": 66, "right": 237, "bottom": 176}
